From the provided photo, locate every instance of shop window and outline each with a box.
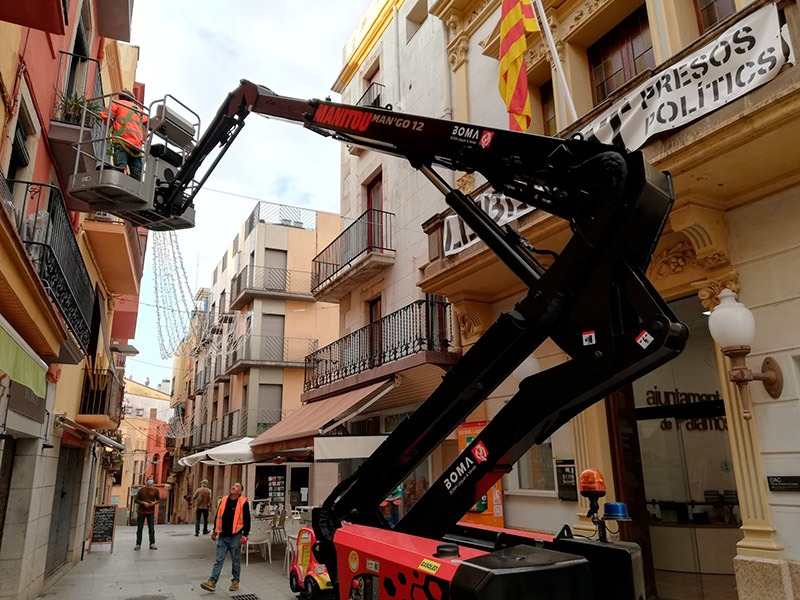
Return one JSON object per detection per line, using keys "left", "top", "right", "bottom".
{"left": 541, "top": 81, "right": 557, "bottom": 137}
{"left": 695, "top": 0, "right": 735, "bottom": 34}
{"left": 517, "top": 441, "right": 556, "bottom": 491}
{"left": 588, "top": 5, "right": 655, "bottom": 106}
{"left": 406, "top": 0, "right": 428, "bottom": 42}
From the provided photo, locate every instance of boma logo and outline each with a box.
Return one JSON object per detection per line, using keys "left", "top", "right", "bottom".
{"left": 444, "top": 455, "right": 475, "bottom": 491}
{"left": 471, "top": 441, "right": 489, "bottom": 463}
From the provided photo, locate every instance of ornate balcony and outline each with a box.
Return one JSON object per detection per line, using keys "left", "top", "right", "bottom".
{"left": 226, "top": 335, "right": 318, "bottom": 374}
{"left": 230, "top": 265, "right": 314, "bottom": 310}
{"left": 312, "top": 208, "right": 395, "bottom": 302}
{"left": 304, "top": 298, "right": 457, "bottom": 391}
{"left": 11, "top": 181, "right": 95, "bottom": 357}
{"left": 77, "top": 369, "right": 122, "bottom": 430}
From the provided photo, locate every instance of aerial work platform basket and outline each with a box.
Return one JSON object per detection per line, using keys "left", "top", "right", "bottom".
{"left": 67, "top": 93, "right": 200, "bottom": 230}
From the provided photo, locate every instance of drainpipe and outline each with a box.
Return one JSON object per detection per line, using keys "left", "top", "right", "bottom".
{"left": 393, "top": 7, "right": 402, "bottom": 110}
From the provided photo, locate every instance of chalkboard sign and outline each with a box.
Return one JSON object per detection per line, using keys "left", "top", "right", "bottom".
{"left": 89, "top": 505, "right": 117, "bottom": 553}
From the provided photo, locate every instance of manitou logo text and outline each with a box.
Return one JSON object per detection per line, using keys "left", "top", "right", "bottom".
{"left": 313, "top": 105, "right": 373, "bottom": 132}
{"left": 471, "top": 441, "right": 489, "bottom": 463}
{"left": 444, "top": 455, "right": 476, "bottom": 493}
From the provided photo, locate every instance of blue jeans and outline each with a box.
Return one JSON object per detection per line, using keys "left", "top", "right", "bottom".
{"left": 136, "top": 512, "right": 155, "bottom": 545}
{"left": 210, "top": 534, "right": 242, "bottom": 584}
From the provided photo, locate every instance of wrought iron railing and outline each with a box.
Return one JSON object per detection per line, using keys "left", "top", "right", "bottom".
{"left": 312, "top": 208, "right": 394, "bottom": 290}
{"left": 11, "top": 181, "right": 94, "bottom": 351}
{"left": 304, "top": 298, "right": 455, "bottom": 391}
{"left": 52, "top": 51, "right": 103, "bottom": 124}
{"left": 231, "top": 265, "right": 313, "bottom": 299}
{"left": 221, "top": 410, "right": 239, "bottom": 440}
{"left": 228, "top": 335, "right": 317, "bottom": 368}
{"left": 244, "top": 201, "right": 317, "bottom": 237}
{"left": 214, "top": 353, "right": 228, "bottom": 379}
{"left": 0, "top": 169, "right": 12, "bottom": 217}
{"left": 79, "top": 369, "right": 122, "bottom": 423}
{"left": 357, "top": 82, "right": 386, "bottom": 108}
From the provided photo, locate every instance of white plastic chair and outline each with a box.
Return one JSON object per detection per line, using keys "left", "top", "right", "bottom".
{"left": 244, "top": 519, "right": 273, "bottom": 565}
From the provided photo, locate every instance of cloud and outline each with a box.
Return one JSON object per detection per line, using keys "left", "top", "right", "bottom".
{"left": 124, "top": 0, "right": 369, "bottom": 384}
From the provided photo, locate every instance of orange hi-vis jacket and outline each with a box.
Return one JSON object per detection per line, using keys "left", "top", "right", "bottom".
{"left": 99, "top": 98, "right": 148, "bottom": 154}
{"left": 214, "top": 495, "right": 247, "bottom": 535}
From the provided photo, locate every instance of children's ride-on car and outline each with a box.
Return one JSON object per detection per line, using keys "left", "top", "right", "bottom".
{"left": 289, "top": 526, "right": 333, "bottom": 599}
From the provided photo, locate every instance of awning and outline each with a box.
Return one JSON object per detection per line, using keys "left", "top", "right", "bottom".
{"left": 179, "top": 437, "right": 255, "bottom": 467}
{"left": 0, "top": 313, "right": 47, "bottom": 398}
{"left": 57, "top": 416, "right": 125, "bottom": 450}
{"left": 250, "top": 379, "right": 394, "bottom": 456}
{"left": 314, "top": 435, "right": 387, "bottom": 460}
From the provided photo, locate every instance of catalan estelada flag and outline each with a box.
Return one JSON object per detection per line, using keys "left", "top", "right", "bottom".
{"left": 499, "top": 0, "right": 539, "bottom": 131}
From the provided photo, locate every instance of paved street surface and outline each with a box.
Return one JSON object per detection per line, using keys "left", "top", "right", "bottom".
{"left": 36, "top": 523, "right": 297, "bottom": 600}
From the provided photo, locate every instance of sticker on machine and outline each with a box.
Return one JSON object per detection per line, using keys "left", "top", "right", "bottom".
{"left": 366, "top": 558, "right": 380, "bottom": 573}
{"left": 349, "top": 551, "right": 359, "bottom": 572}
{"left": 418, "top": 559, "right": 441, "bottom": 574}
{"left": 582, "top": 331, "right": 596, "bottom": 346}
{"left": 636, "top": 330, "right": 654, "bottom": 349}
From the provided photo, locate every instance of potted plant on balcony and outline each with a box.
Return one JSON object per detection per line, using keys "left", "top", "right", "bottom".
{"left": 55, "top": 90, "right": 102, "bottom": 126}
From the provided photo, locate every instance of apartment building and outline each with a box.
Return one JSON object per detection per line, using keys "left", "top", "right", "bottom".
{"left": 0, "top": 2, "right": 143, "bottom": 598}
{"left": 172, "top": 201, "right": 340, "bottom": 522}
{"left": 248, "top": 0, "right": 463, "bottom": 523}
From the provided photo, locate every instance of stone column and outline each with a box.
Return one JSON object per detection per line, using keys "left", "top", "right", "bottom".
{"left": 695, "top": 279, "right": 793, "bottom": 599}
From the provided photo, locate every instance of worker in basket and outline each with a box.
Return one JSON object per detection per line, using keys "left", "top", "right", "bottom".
{"left": 99, "top": 89, "right": 148, "bottom": 180}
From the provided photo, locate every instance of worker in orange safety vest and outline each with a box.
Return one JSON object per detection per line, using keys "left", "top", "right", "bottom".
{"left": 200, "top": 482, "right": 250, "bottom": 592}
{"left": 99, "top": 89, "right": 148, "bottom": 180}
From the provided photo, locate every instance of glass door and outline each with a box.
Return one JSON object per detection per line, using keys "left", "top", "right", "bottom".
{"left": 633, "top": 296, "right": 740, "bottom": 600}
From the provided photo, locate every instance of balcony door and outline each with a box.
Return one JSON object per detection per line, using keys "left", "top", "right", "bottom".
{"left": 369, "top": 297, "right": 382, "bottom": 367}
{"left": 367, "top": 175, "right": 383, "bottom": 253}
{"left": 264, "top": 248, "right": 287, "bottom": 291}
{"left": 261, "top": 314, "right": 285, "bottom": 361}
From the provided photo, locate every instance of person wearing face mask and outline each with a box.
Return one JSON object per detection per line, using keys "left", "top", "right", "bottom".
{"left": 134, "top": 476, "right": 160, "bottom": 550}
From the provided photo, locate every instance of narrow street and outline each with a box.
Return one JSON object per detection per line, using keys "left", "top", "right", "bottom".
{"left": 37, "top": 524, "right": 297, "bottom": 600}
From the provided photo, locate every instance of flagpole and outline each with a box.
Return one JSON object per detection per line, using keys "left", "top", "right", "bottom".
{"left": 532, "top": 0, "right": 578, "bottom": 122}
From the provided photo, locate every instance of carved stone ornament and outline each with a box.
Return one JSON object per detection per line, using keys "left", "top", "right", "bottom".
{"left": 466, "top": 0, "right": 492, "bottom": 28}
{"left": 650, "top": 241, "right": 699, "bottom": 280}
{"left": 458, "top": 312, "right": 484, "bottom": 340}
{"left": 567, "top": 0, "right": 612, "bottom": 36}
{"left": 691, "top": 272, "right": 740, "bottom": 311}
{"left": 457, "top": 173, "right": 475, "bottom": 194}
{"left": 446, "top": 14, "right": 461, "bottom": 32}
{"left": 449, "top": 36, "right": 470, "bottom": 68}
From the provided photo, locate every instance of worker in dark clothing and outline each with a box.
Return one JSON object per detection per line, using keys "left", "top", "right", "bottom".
{"left": 133, "top": 477, "right": 160, "bottom": 550}
{"left": 200, "top": 483, "right": 250, "bottom": 592}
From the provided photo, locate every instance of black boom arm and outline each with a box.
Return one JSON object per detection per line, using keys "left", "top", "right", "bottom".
{"left": 165, "top": 80, "right": 689, "bottom": 587}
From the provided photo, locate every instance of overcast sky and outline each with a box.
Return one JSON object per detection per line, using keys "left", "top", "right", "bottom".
{"left": 124, "top": 0, "right": 371, "bottom": 387}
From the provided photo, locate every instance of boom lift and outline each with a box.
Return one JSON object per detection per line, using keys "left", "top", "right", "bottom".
{"left": 67, "top": 81, "right": 689, "bottom": 599}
